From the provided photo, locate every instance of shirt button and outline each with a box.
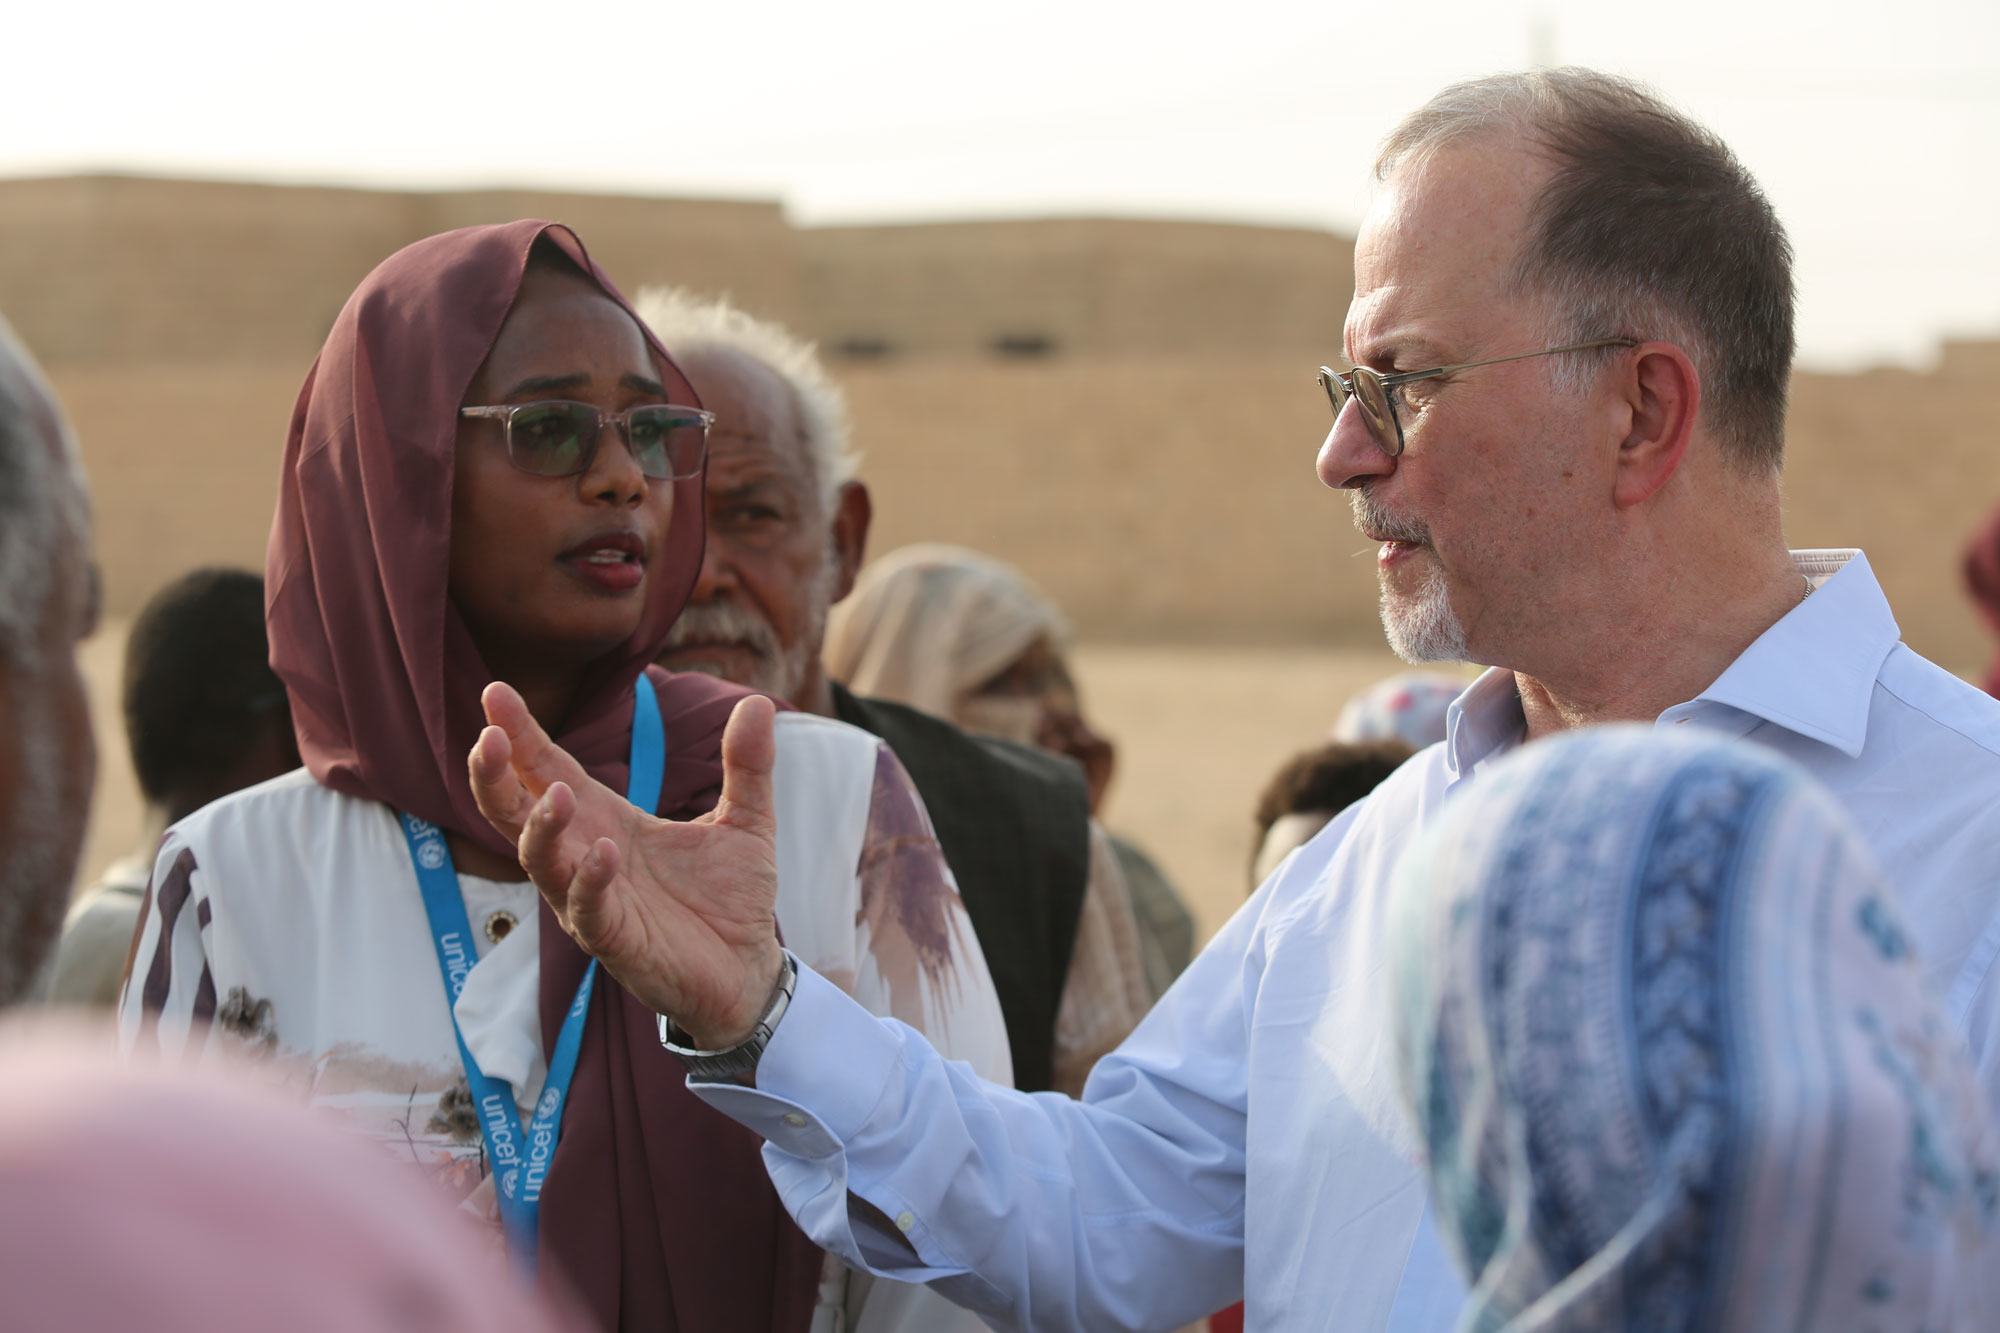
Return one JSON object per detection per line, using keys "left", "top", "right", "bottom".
{"left": 782, "top": 1111, "right": 807, "bottom": 1129}
{"left": 895, "top": 1211, "right": 916, "bottom": 1232}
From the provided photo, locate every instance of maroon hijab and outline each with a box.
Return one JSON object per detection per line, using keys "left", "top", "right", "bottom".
{"left": 1969, "top": 502, "right": 2000, "bottom": 699}
{"left": 265, "top": 220, "right": 822, "bottom": 1332}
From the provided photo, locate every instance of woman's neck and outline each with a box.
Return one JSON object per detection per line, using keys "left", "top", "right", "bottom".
{"left": 503, "top": 669, "right": 583, "bottom": 735}
{"left": 454, "top": 648, "right": 589, "bottom": 884}
{"left": 473, "top": 637, "right": 588, "bottom": 736}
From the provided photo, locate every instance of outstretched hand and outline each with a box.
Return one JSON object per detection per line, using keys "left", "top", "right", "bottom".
{"left": 467, "top": 682, "right": 786, "bottom": 1050}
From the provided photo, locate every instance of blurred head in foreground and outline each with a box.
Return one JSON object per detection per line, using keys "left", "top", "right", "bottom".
{"left": 1391, "top": 726, "right": 2000, "bottom": 1329}
{"left": 0, "top": 314, "right": 96, "bottom": 1007}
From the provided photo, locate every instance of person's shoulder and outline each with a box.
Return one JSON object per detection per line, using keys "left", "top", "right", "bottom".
{"left": 1327, "top": 737, "right": 1448, "bottom": 839}
{"left": 162, "top": 767, "right": 389, "bottom": 884}
{"left": 1373, "top": 739, "right": 1450, "bottom": 801}
{"left": 1874, "top": 645, "right": 2000, "bottom": 763}
{"left": 768, "top": 712, "right": 894, "bottom": 837}
{"left": 170, "top": 767, "right": 353, "bottom": 837}
{"left": 1260, "top": 743, "right": 1447, "bottom": 929}
{"left": 834, "top": 688, "right": 1088, "bottom": 804}
{"left": 771, "top": 709, "right": 892, "bottom": 771}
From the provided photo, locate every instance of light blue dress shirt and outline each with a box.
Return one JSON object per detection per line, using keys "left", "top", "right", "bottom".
{"left": 692, "top": 550, "right": 2000, "bottom": 1332}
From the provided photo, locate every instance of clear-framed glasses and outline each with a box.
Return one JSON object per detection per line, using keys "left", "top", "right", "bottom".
{"left": 1316, "top": 337, "right": 1638, "bottom": 458}
{"left": 458, "top": 400, "right": 715, "bottom": 480}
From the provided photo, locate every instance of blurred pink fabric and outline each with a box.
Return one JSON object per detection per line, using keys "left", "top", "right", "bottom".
{"left": 0, "top": 1019, "right": 584, "bottom": 1332}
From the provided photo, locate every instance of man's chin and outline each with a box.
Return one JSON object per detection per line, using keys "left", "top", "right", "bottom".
{"left": 1377, "top": 583, "right": 1470, "bottom": 664}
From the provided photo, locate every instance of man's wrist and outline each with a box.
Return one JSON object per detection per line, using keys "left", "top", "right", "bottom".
{"left": 659, "top": 950, "right": 798, "bottom": 1083}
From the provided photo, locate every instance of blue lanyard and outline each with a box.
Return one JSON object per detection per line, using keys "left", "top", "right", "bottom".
{"left": 401, "top": 680, "right": 665, "bottom": 1266}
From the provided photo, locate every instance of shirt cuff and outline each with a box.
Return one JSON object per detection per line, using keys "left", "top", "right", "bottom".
{"left": 688, "top": 958, "right": 908, "bottom": 1156}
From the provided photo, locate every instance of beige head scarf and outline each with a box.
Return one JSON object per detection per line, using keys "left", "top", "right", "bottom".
{"left": 824, "top": 544, "right": 1070, "bottom": 719}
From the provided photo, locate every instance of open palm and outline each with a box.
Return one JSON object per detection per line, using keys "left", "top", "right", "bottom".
{"left": 467, "top": 682, "right": 786, "bottom": 1049}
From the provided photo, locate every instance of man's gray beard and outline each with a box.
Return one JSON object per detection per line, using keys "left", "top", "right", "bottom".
{"left": 1379, "top": 560, "right": 1470, "bottom": 664}
{"left": 0, "top": 695, "right": 73, "bottom": 1006}
{"left": 1351, "top": 488, "right": 1469, "bottom": 664}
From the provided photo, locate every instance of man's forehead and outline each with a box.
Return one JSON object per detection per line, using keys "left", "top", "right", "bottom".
{"left": 683, "top": 349, "right": 814, "bottom": 477}
{"left": 1343, "top": 141, "right": 1544, "bottom": 360}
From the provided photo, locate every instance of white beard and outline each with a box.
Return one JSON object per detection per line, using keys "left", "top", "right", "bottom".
{"left": 663, "top": 558, "right": 838, "bottom": 705}
{"left": 1380, "top": 558, "right": 1469, "bottom": 664}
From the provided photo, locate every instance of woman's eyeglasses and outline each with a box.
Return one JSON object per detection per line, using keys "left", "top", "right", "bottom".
{"left": 459, "top": 400, "right": 715, "bottom": 480}
{"left": 1316, "top": 338, "right": 1637, "bottom": 458}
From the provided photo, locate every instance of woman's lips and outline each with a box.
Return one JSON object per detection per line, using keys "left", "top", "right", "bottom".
{"left": 561, "top": 548, "right": 644, "bottom": 592}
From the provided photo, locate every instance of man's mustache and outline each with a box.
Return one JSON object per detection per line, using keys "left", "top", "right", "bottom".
{"left": 1350, "top": 489, "right": 1431, "bottom": 546}
{"left": 665, "top": 599, "right": 780, "bottom": 659}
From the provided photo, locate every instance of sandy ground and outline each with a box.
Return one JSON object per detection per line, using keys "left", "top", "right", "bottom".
{"left": 70, "top": 617, "right": 1427, "bottom": 949}
{"left": 1071, "top": 643, "right": 1470, "bottom": 941}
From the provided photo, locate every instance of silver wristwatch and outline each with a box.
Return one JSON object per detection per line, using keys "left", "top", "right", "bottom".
{"left": 657, "top": 951, "right": 798, "bottom": 1081}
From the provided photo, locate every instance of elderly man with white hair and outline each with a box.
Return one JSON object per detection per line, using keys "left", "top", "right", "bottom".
{"left": 0, "top": 316, "right": 97, "bottom": 1007}
{"left": 639, "top": 289, "right": 1156, "bottom": 1101}
{"left": 473, "top": 68, "right": 2000, "bottom": 1331}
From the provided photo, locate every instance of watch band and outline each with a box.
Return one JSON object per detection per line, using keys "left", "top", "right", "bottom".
{"left": 658, "top": 951, "right": 798, "bottom": 1081}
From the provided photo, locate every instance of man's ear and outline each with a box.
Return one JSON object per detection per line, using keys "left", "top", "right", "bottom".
{"left": 1613, "top": 342, "right": 1701, "bottom": 509}
{"left": 829, "top": 481, "right": 872, "bottom": 604}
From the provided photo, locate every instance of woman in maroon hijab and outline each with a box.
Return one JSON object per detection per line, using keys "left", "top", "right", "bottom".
{"left": 119, "top": 222, "right": 1009, "bottom": 1333}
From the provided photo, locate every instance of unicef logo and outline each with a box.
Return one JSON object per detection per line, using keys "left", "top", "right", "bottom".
{"left": 499, "top": 1168, "right": 521, "bottom": 1200}
{"left": 536, "top": 1087, "right": 562, "bottom": 1122}
{"left": 416, "top": 839, "right": 447, "bottom": 871}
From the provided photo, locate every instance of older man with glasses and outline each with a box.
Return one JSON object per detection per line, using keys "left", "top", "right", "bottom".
{"left": 468, "top": 68, "right": 2000, "bottom": 1331}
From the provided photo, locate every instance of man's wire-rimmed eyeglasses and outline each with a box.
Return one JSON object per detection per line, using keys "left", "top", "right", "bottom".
{"left": 1316, "top": 337, "right": 1638, "bottom": 458}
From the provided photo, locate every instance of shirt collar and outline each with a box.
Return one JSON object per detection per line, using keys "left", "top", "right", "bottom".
{"left": 1440, "top": 548, "right": 1899, "bottom": 777}
{"left": 1676, "top": 549, "right": 1899, "bottom": 758}
{"left": 1443, "top": 669, "right": 1527, "bottom": 784}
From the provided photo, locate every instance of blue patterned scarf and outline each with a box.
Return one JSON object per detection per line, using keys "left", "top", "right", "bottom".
{"left": 1390, "top": 726, "right": 2000, "bottom": 1331}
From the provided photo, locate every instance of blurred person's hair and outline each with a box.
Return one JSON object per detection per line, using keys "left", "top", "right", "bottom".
{"left": 0, "top": 317, "right": 89, "bottom": 669}
{"left": 1378, "top": 67, "right": 1795, "bottom": 470}
{"left": 122, "top": 568, "right": 292, "bottom": 808}
{"left": 1252, "top": 740, "right": 1412, "bottom": 882}
{"left": 634, "top": 287, "right": 858, "bottom": 508}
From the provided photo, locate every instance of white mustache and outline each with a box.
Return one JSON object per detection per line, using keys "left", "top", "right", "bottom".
{"left": 1350, "top": 489, "right": 1430, "bottom": 546}
{"left": 665, "top": 599, "right": 780, "bottom": 660}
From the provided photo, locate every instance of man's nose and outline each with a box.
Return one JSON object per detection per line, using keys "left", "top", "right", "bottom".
{"left": 1315, "top": 398, "right": 1396, "bottom": 490}
{"left": 688, "top": 529, "right": 736, "bottom": 603}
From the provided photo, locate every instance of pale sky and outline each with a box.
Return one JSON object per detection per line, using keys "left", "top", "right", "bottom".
{"left": 7, "top": 0, "right": 1998, "bottom": 369}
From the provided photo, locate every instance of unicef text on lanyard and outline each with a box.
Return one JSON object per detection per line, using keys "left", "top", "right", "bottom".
{"left": 401, "top": 681, "right": 665, "bottom": 1267}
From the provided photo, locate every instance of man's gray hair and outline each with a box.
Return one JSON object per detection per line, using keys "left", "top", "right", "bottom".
{"left": 634, "top": 288, "right": 859, "bottom": 508}
{"left": 0, "top": 316, "right": 90, "bottom": 668}
{"left": 1379, "top": 68, "right": 1796, "bottom": 470}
